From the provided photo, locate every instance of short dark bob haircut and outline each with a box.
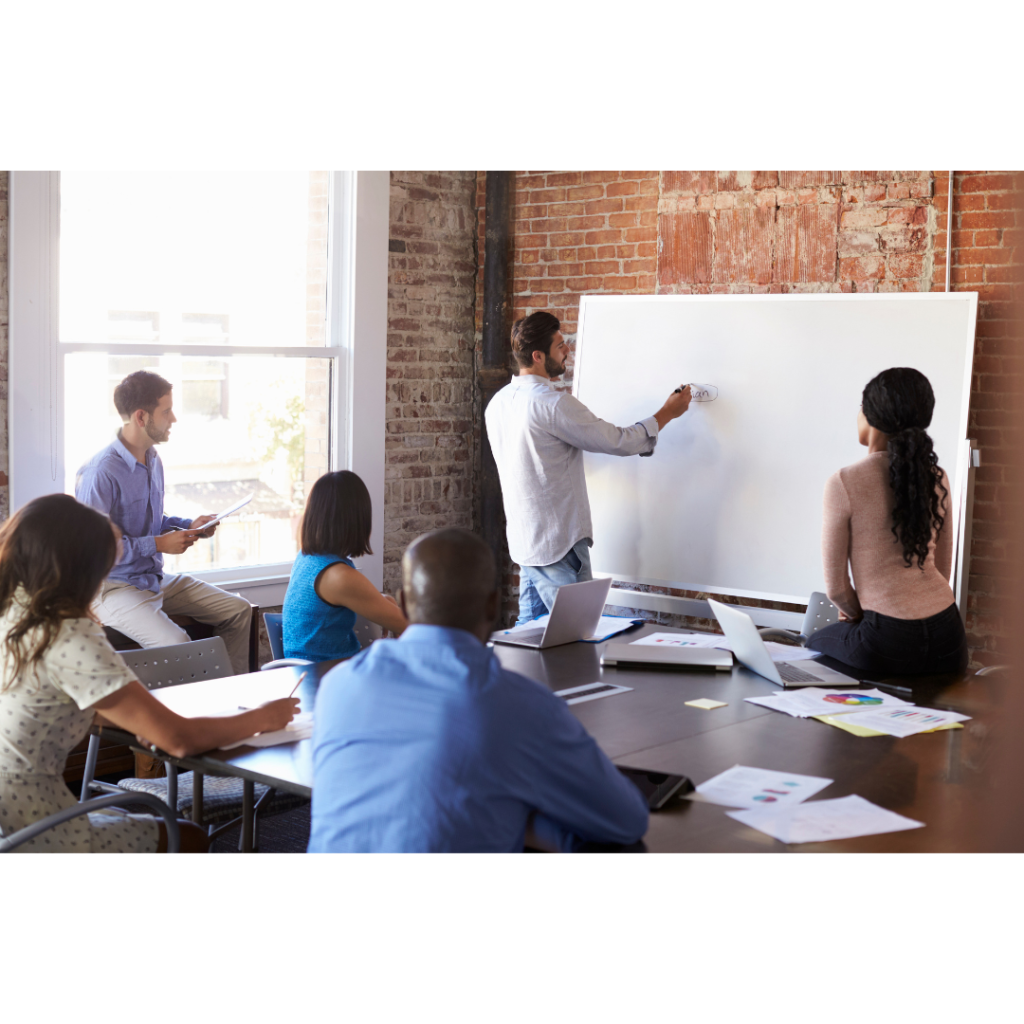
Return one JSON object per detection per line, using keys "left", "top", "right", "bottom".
{"left": 299, "top": 471, "right": 373, "bottom": 559}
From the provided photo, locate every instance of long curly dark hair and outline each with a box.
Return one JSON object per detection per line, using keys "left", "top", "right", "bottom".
{"left": 0, "top": 495, "right": 117, "bottom": 691}
{"left": 862, "top": 368, "right": 949, "bottom": 569}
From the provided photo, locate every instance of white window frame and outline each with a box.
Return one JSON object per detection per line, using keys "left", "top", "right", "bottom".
{"left": 8, "top": 170, "right": 389, "bottom": 605}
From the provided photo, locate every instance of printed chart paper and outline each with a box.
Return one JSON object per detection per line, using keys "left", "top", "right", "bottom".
{"left": 830, "top": 706, "right": 971, "bottom": 738}
{"left": 745, "top": 688, "right": 914, "bottom": 719}
{"left": 693, "top": 764, "right": 833, "bottom": 809}
{"left": 727, "top": 794, "right": 925, "bottom": 844}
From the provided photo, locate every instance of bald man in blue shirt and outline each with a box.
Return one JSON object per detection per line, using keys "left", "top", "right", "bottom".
{"left": 309, "top": 529, "right": 648, "bottom": 853}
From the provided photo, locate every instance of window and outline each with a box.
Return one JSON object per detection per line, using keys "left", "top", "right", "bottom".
{"left": 9, "top": 171, "right": 389, "bottom": 603}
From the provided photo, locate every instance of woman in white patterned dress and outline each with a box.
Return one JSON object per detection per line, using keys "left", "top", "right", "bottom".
{"left": 0, "top": 495, "right": 299, "bottom": 852}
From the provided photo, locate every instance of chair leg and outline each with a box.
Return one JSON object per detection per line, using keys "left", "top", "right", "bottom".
{"left": 240, "top": 780, "right": 255, "bottom": 852}
{"left": 79, "top": 734, "right": 102, "bottom": 802}
{"left": 192, "top": 771, "right": 205, "bottom": 826}
{"left": 167, "top": 764, "right": 178, "bottom": 812}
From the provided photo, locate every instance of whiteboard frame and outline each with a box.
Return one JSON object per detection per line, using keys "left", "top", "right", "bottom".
{"left": 574, "top": 292, "right": 979, "bottom": 612}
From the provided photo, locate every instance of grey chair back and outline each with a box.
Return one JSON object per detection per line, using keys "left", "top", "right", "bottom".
{"left": 801, "top": 592, "right": 841, "bottom": 639}
{"left": 353, "top": 614, "right": 383, "bottom": 649}
{"left": 118, "top": 637, "right": 234, "bottom": 690}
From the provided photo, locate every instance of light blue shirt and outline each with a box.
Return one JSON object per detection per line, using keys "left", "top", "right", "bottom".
{"left": 308, "top": 624, "right": 649, "bottom": 853}
{"left": 75, "top": 434, "right": 192, "bottom": 593}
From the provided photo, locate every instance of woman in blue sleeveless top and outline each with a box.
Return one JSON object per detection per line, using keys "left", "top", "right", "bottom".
{"left": 283, "top": 471, "right": 407, "bottom": 661}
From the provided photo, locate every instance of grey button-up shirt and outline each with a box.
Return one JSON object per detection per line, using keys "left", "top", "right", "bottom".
{"left": 75, "top": 434, "right": 192, "bottom": 593}
{"left": 485, "top": 375, "right": 659, "bottom": 567}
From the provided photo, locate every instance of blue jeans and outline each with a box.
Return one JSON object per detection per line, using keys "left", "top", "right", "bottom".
{"left": 517, "top": 539, "right": 594, "bottom": 625}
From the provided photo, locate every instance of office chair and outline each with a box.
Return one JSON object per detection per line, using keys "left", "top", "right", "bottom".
{"left": 0, "top": 791, "right": 180, "bottom": 853}
{"left": 81, "top": 637, "right": 305, "bottom": 851}
{"left": 260, "top": 611, "right": 382, "bottom": 671}
{"left": 757, "top": 591, "right": 841, "bottom": 646}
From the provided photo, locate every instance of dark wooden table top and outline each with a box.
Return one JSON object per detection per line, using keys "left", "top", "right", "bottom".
{"left": 103, "top": 623, "right": 1004, "bottom": 851}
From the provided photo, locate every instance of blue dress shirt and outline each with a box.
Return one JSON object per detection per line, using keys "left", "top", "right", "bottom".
{"left": 75, "top": 434, "right": 192, "bottom": 593}
{"left": 308, "top": 624, "right": 650, "bottom": 853}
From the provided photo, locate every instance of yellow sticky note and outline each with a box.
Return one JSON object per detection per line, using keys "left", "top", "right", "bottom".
{"left": 686, "top": 698, "right": 728, "bottom": 710}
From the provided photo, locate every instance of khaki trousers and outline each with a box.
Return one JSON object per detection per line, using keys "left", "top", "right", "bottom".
{"left": 95, "top": 574, "right": 252, "bottom": 676}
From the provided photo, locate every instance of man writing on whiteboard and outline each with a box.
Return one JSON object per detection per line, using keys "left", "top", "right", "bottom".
{"left": 485, "top": 311, "right": 692, "bottom": 625}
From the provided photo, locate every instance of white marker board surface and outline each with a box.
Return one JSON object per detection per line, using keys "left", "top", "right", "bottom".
{"left": 574, "top": 293, "right": 977, "bottom": 603}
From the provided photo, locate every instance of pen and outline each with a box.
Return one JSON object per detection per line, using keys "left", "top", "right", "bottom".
{"left": 236, "top": 672, "right": 308, "bottom": 711}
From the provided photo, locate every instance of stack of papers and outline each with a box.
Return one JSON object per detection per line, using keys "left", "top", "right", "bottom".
{"left": 694, "top": 766, "right": 926, "bottom": 844}
{"left": 745, "top": 687, "right": 914, "bottom": 719}
{"left": 221, "top": 712, "right": 314, "bottom": 750}
{"left": 827, "top": 706, "right": 971, "bottom": 738}
{"left": 727, "top": 794, "right": 925, "bottom": 845}
{"left": 630, "top": 632, "right": 821, "bottom": 663}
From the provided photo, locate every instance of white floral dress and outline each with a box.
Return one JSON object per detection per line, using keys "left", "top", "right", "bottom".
{"left": 0, "top": 605, "right": 160, "bottom": 853}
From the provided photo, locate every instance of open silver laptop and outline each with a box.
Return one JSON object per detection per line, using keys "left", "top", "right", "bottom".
{"left": 708, "top": 598, "right": 861, "bottom": 688}
{"left": 491, "top": 577, "right": 613, "bottom": 649}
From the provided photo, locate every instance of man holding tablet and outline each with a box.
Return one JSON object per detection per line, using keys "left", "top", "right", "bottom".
{"left": 485, "top": 311, "right": 692, "bottom": 624}
{"left": 76, "top": 370, "right": 253, "bottom": 673}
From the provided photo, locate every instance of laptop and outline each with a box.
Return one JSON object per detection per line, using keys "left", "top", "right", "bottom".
{"left": 708, "top": 598, "right": 862, "bottom": 688}
{"left": 491, "top": 577, "right": 613, "bottom": 649}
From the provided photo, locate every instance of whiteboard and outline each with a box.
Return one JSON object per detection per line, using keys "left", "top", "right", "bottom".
{"left": 574, "top": 293, "right": 977, "bottom": 603}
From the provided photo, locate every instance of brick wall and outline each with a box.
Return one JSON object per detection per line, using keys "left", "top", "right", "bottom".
{"left": 935, "top": 172, "right": 1024, "bottom": 666}
{"left": 477, "top": 171, "right": 1022, "bottom": 664}
{"left": 385, "top": 171, "right": 478, "bottom": 596}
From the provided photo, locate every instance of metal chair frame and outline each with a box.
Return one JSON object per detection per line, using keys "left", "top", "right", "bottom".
{"left": 0, "top": 791, "right": 180, "bottom": 853}
{"left": 80, "top": 637, "right": 282, "bottom": 851}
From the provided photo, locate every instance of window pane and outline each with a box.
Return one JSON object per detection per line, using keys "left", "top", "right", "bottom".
{"left": 59, "top": 172, "right": 329, "bottom": 347}
{"left": 65, "top": 352, "right": 332, "bottom": 572}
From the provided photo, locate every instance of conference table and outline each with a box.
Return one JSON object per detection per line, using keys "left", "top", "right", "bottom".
{"left": 96, "top": 622, "right": 1003, "bottom": 852}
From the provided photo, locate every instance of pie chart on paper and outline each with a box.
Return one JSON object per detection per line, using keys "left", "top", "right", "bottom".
{"left": 823, "top": 693, "right": 883, "bottom": 705}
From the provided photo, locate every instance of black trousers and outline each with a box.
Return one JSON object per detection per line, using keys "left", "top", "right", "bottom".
{"left": 806, "top": 602, "right": 969, "bottom": 677}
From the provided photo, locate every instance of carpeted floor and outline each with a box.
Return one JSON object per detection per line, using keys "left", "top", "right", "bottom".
{"left": 210, "top": 801, "right": 311, "bottom": 853}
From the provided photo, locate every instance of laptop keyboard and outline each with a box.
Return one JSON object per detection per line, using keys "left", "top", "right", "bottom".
{"left": 506, "top": 628, "right": 545, "bottom": 644}
{"left": 777, "top": 662, "right": 821, "bottom": 683}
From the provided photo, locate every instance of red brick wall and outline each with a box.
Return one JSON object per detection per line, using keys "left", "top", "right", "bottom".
{"left": 935, "top": 172, "right": 1024, "bottom": 666}
{"left": 477, "top": 170, "right": 1023, "bottom": 662}
{"left": 385, "top": 172, "right": 478, "bottom": 596}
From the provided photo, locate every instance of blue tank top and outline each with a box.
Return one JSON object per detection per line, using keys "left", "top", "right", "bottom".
{"left": 282, "top": 552, "right": 360, "bottom": 662}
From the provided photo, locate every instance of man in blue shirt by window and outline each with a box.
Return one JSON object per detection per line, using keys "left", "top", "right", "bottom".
{"left": 76, "top": 371, "right": 252, "bottom": 674}
{"left": 308, "top": 528, "right": 649, "bottom": 853}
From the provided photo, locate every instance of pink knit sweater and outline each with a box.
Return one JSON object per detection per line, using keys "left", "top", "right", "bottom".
{"left": 822, "top": 451, "right": 954, "bottom": 621}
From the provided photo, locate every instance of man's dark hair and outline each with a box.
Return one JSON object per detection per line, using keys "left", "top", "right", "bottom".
{"left": 511, "top": 311, "right": 560, "bottom": 369}
{"left": 299, "top": 470, "right": 373, "bottom": 559}
{"left": 402, "top": 529, "right": 497, "bottom": 633}
{"left": 113, "top": 370, "right": 173, "bottom": 421}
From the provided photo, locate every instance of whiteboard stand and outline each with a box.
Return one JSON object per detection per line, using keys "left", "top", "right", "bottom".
{"left": 605, "top": 439, "right": 979, "bottom": 632}
{"left": 953, "top": 439, "right": 981, "bottom": 624}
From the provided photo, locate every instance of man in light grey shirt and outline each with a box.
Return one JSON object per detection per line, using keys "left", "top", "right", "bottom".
{"left": 485, "top": 311, "right": 691, "bottom": 624}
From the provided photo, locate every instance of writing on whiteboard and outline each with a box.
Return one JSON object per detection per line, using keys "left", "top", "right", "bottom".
{"left": 689, "top": 383, "right": 718, "bottom": 403}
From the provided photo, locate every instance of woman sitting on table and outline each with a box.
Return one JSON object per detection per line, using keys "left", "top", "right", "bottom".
{"left": 806, "top": 367, "right": 968, "bottom": 676}
{"left": 282, "top": 470, "right": 407, "bottom": 663}
{"left": 0, "top": 495, "right": 299, "bottom": 853}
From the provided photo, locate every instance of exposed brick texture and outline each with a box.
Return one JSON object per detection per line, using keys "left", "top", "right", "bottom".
{"left": 385, "top": 172, "right": 478, "bottom": 596}
{"left": 476, "top": 170, "right": 1024, "bottom": 663}
{"left": 931, "top": 172, "right": 1024, "bottom": 667}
